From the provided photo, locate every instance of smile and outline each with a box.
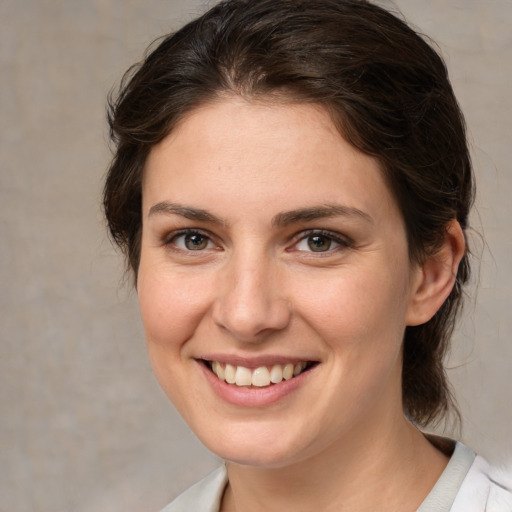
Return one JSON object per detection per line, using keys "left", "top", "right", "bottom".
{"left": 208, "top": 361, "right": 314, "bottom": 388}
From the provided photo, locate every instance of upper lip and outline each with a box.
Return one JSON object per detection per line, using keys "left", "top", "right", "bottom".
{"left": 197, "top": 354, "right": 319, "bottom": 368}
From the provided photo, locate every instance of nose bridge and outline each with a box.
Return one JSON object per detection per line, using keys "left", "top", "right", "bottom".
{"left": 213, "top": 244, "right": 290, "bottom": 341}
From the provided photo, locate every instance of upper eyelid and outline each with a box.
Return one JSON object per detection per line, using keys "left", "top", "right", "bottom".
{"left": 293, "top": 229, "right": 352, "bottom": 244}
{"left": 164, "top": 228, "right": 215, "bottom": 245}
{"left": 286, "top": 229, "right": 353, "bottom": 255}
{"left": 166, "top": 227, "right": 210, "bottom": 238}
{"left": 161, "top": 227, "right": 352, "bottom": 250}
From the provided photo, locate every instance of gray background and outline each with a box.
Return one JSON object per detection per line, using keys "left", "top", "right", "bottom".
{"left": 1, "top": 1, "right": 511, "bottom": 511}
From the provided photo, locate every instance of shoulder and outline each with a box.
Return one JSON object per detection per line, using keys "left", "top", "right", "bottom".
{"left": 159, "top": 465, "right": 228, "bottom": 512}
{"left": 451, "top": 452, "right": 512, "bottom": 512}
{"left": 419, "top": 440, "right": 512, "bottom": 512}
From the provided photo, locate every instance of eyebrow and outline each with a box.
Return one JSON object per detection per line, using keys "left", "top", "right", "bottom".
{"left": 147, "top": 201, "right": 372, "bottom": 226}
{"left": 148, "top": 201, "right": 225, "bottom": 225}
{"left": 271, "top": 204, "right": 373, "bottom": 227}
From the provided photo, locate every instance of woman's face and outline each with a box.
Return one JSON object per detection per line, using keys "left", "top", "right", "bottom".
{"left": 138, "top": 98, "right": 423, "bottom": 467}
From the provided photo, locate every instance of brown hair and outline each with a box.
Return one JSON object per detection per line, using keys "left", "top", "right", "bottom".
{"left": 104, "top": 0, "right": 473, "bottom": 427}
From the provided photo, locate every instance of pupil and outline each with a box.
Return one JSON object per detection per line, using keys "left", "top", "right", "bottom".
{"left": 185, "top": 234, "right": 207, "bottom": 250}
{"left": 308, "top": 235, "right": 331, "bottom": 252}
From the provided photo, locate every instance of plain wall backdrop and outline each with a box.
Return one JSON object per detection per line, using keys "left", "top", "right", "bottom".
{"left": 1, "top": 1, "right": 511, "bottom": 511}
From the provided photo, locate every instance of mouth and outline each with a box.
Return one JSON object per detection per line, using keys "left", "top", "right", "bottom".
{"left": 203, "top": 360, "right": 317, "bottom": 388}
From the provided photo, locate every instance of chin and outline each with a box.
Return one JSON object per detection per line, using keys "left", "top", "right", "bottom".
{"left": 194, "top": 419, "right": 322, "bottom": 469}
{"left": 215, "top": 445, "right": 302, "bottom": 469}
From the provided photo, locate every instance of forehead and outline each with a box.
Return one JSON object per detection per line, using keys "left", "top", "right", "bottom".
{"left": 142, "top": 97, "right": 399, "bottom": 226}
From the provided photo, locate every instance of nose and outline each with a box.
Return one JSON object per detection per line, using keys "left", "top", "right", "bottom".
{"left": 212, "top": 253, "right": 291, "bottom": 343}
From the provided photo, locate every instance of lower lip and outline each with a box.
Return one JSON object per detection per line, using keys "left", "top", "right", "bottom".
{"left": 198, "top": 361, "right": 315, "bottom": 407}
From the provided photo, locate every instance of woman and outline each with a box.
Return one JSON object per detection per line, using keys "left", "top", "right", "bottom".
{"left": 104, "top": 0, "right": 511, "bottom": 510}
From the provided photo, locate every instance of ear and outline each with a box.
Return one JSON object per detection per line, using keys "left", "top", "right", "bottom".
{"left": 406, "top": 220, "right": 466, "bottom": 326}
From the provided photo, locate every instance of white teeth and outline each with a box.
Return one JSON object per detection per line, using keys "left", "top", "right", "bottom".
{"left": 225, "top": 364, "right": 236, "bottom": 384}
{"left": 211, "top": 361, "right": 310, "bottom": 387}
{"left": 212, "top": 361, "right": 225, "bottom": 381}
{"left": 283, "top": 363, "right": 294, "bottom": 380}
{"left": 235, "top": 366, "right": 252, "bottom": 386}
{"left": 270, "top": 365, "right": 283, "bottom": 384}
{"left": 252, "top": 367, "right": 271, "bottom": 387}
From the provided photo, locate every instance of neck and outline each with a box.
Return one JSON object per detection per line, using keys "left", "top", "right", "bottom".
{"left": 221, "top": 414, "right": 448, "bottom": 512}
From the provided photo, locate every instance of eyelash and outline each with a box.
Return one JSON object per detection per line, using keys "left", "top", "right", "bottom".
{"left": 163, "top": 228, "right": 352, "bottom": 254}
{"left": 291, "top": 229, "right": 352, "bottom": 254}
{"left": 164, "top": 229, "right": 216, "bottom": 252}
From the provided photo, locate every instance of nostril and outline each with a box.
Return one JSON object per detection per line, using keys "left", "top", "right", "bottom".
{"left": 212, "top": 297, "right": 291, "bottom": 343}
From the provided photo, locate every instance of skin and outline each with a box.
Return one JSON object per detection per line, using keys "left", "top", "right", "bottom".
{"left": 137, "top": 97, "right": 465, "bottom": 511}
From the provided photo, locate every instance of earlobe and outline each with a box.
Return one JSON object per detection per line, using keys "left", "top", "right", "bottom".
{"left": 406, "top": 220, "right": 466, "bottom": 326}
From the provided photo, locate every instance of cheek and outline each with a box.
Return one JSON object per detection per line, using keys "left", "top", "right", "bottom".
{"left": 137, "top": 266, "right": 212, "bottom": 353}
{"left": 297, "top": 268, "right": 409, "bottom": 412}
{"left": 137, "top": 267, "right": 215, "bottom": 413}
{"left": 294, "top": 265, "right": 410, "bottom": 353}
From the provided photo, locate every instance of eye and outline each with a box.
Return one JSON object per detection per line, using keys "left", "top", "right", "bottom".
{"left": 293, "top": 231, "right": 349, "bottom": 253}
{"left": 169, "top": 230, "right": 215, "bottom": 251}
